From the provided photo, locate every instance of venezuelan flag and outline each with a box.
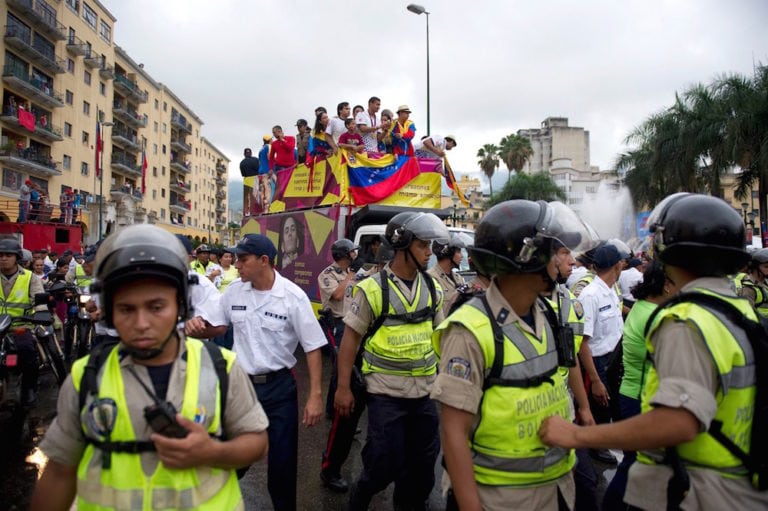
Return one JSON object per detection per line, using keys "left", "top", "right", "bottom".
{"left": 347, "top": 153, "right": 421, "bottom": 205}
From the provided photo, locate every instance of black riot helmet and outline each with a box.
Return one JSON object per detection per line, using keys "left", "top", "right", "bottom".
{"left": 385, "top": 212, "right": 450, "bottom": 250}
{"left": 0, "top": 238, "right": 22, "bottom": 260}
{"left": 470, "top": 200, "right": 594, "bottom": 276}
{"left": 648, "top": 193, "right": 749, "bottom": 276}
{"left": 752, "top": 248, "right": 768, "bottom": 266}
{"left": 376, "top": 241, "right": 395, "bottom": 265}
{"left": 331, "top": 238, "right": 359, "bottom": 262}
{"left": 433, "top": 233, "right": 470, "bottom": 260}
{"left": 94, "top": 224, "right": 192, "bottom": 329}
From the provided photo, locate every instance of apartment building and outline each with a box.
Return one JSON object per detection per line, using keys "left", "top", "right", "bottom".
{"left": 0, "top": 0, "right": 229, "bottom": 245}
{"left": 518, "top": 117, "right": 594, "bottom": 175}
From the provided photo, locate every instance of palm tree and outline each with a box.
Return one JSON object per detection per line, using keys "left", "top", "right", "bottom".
{"left": 477, "top": 143, "right": 500, "bottom": 199}
{"left": 485, "top": 172, "right": 566, "bottom": 208}
{"left": 499, "top": 134, "right": 533, "bottom": 182}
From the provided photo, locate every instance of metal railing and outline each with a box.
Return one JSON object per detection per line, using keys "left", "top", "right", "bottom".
{"left": 2, "top": 63, "right": 63, "bottom": 103}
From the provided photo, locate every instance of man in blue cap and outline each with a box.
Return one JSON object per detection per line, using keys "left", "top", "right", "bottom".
{"left": 215, "top": 233, "right": 326, "bottom": 511}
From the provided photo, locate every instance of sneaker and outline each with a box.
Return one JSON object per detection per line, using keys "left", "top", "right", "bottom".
{"left": 320, "top": 471, "right": 349, "bottom": 493}
{"left": 589, "top": 448, "right": 618, "bottom": 466}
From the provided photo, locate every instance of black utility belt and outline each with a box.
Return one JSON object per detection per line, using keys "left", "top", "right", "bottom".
{"left": 249, "top": 367, "right": 291, "bottom": 385}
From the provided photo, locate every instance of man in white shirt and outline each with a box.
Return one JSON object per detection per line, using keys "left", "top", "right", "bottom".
{"left": 577, "top": 244, "right": 624, "bottom": 465}
{"left": 217, "top": 234, "right": 326, "bottom": 511}
{"left": 414, "top": 134, "right": 457, "bottom": 159}
{"left": 355, "top": 96, "right": 381, "bottom": 152}
{"left": 618, "top": 257, "right": 645, "bottom": 309}
{"left": 326, "top": 101, "right": 350, "bottom": 143}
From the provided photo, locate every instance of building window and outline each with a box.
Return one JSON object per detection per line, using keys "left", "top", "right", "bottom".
{"left": 63, "top": 154, "right": 71, "bottom": 170}
{"left": 152, "top": 166, "right": 157, "bottom": 177}
{"left": 82, "top": 131, "right": 89, "bottom": 144}
{"left": 65, "top": 90, "right": 73, "bottom": 105}
{"left": 160, "top": 208, "right": 165, "bottom": 219}
{"left": 64, "top": 122, "right": 72, "bottom": 137}
{"left": 99, "top": 82, "right": 106, "bottom": 95}
{"left": 162, "top": 123, "right": 166, "bottom": 134}
{"left": 66, "top": 0, "right": 80, "bottom": 14}
{"left": 2, "top": 169, "right": 22, "bottom": 192}
{"left": 154, "top": 99, "right": 159, "bottom": 110}
{"left": 162, "top": 144, "right": 166, "bottom": 154}
{"left": 162, "top": 166, "right": 166, "bottom": 176}
{"left": 83, "top": 101, "right": 90, "bottom": 115}
{"left": 153, "top": 144, "right": 157, "bottom": 155}
{"left": 99, "top": 20, "right": 111, "bottom": 43}
{"left": 84, "top": 70, "right": 91, "bottom": 85}
{"left": 153, "top": 121, "right": 158, "bottom": 132}
{"left": 152, "top": 190, "right": 157, "bottom": 199}
{"left": 67, "top": 58, "right": 75, "bottom": 73}
{"left": 83, "top": 3, "right": 97, "bottom": 29}
{"left": 81, "top": 162, "right": 89, "bottom": 176}
{"left": 163, "top": 102, "right": 167, "bottom": 112}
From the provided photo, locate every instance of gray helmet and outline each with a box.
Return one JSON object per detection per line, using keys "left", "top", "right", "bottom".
{"left": 331, "top": 238, "right": 359, "bottom": 261}
{"left": 21, "top": 249, "right": 32, "bottom": 266}
{"left": 385, "top": 212, "right": 449, "bottom": 250}
{"left": 196, "top": 244, "right": 211, "bottom": 254}
{"left": 375, "top": 241, "right": 395, "bottom": 264}
{"left": 432, "top": 233, "right": 470, "bottom": 260}
{"left": 94, "top": 225, "right": 191, "bottom": 327}
{"left": 752, "top": 248, "right": 768, "bottom": 265}
{"left": 0, "top": 238, "right": 22, "bottom": 259}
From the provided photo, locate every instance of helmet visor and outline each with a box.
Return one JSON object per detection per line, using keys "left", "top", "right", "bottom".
{"left": 545, "top": 201, "right": 600, "bottom": 253}
{"left": 404, "top": 213, "right": 450, "bottom": 244}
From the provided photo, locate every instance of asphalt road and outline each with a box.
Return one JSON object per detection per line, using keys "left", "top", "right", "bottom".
{"left": 0, "top": 349, "right": 617, "bottom": 511}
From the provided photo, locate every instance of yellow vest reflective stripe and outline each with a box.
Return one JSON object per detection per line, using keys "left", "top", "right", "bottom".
{"left": 75, "top": 264, "right": 93, "bottom": 289}
{"left": 640, "top": 291, "right": 756, "bottom": 477}
{"left": 358, "top": 272, "right": 439, "bottom": 376}
{"left": 0, "top": 269, "right": 32, "bottom": 315}
{"left": 434, "top": 298, "right": 575, "bottom": 486}
{"left": 70, "top": 338, "right": 242, "bottom": 510}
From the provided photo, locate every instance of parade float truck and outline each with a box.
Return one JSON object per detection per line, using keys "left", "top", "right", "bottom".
{"left": 0, "top": 199, "right": 83, "bottom": 254}
{"left": 240, "top": 150, "right": 469, "bottom": 311}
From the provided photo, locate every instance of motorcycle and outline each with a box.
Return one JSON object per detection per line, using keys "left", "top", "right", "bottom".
{"left": 48, "top": 281, "right": 93, "bottom": 363}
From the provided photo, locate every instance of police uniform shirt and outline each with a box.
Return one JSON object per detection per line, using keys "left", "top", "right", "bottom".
{"left": 318, "top": 263, "right": 353, "bottom": 318}
{"left": 39, "top": 333, "right": 269, "bottom": 475}
{"left": 578, "top": 275, "right": 623, "bottom": 357}
{"left": 427, "top": 263, "right": 465, "bottom": 316}
{"left": 344, "top": 263, "right": 444, "bottom": 399}
{"left": 188, "top": 270, "right": 226, "bottom": 327}
{"left": 430, "top": 281, "right": 575, "bottom": 510}
{"left": 220, "top": 270, "right": 327, "bottom": 375}
{"left": 624, "top": 276, "right": 768, "bottom": 510}
{"left": 565, "top": 265, "right": 588, "bottom": 290}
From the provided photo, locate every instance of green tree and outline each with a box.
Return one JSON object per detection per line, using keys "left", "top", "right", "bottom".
{"left": 499, "top": 134, "right": 534, "bottom": 182}
{"left": 476, "top": 143, "right": 500, "bottom": 199}
{"left": 485, "top": 171, "right": 566, "bottom": 208}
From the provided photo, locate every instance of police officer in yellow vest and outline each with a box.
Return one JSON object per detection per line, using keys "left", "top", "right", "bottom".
{"left": 190, "top": 243, "right": 212, "bottom": 276}
{"left": 0, "top": 238, "right": 47, "bottom": 405}
{"left": 432, "top": 200, "right": 593, "bottom": 510}
{"left": 335, "top": 211, "right": 448, "bottom": 510}
{"left": 427, "top": 234, "right": 469, "bottom": 316}
{"left": 30, "top": 225, "right": 269, "bottom": 511}
{"left": 540, "top": 193, "right": 768, "bottom": 510}
{"left": 737, "top": 248, "right": 768, "bottom": 316}
{"left": 65, "top": 251, "right": 95, "bottom": 289}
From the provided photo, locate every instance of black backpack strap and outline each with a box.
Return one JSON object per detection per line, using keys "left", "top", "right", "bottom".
{"left": 78, "top": 339, "right": 120, "bottom": 412}
{"left": 420, "top": 270, "right": 438, "bottom": 317}
{"left": 479, "top": 294, "right": 505, "bottom": 389}
{"left": 201, "top": 340, "right": 229, "bottom": 436}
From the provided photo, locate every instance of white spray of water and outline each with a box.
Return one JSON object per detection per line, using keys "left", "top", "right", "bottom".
{"left": 578, "top": 181, "right": 636, "bottom": 243}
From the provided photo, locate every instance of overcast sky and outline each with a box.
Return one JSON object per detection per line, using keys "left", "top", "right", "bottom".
{"left": 106, "top": 0, "right": 768, "bottom": 186}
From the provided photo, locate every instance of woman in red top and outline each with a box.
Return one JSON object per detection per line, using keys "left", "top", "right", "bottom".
{"left": 391, "top": 105, "right": 416, "bottom": 157}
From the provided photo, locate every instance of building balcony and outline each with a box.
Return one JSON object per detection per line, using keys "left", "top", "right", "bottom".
{"left": 170, "top": 113, "right": 192, "bottom": 134}
{"left": 216, "top": 161, "right": 227, "bottom": 173}
{"left": 112, "top": 101, "right": 146, "bottom": 129}
{"left": 4, "top": 25, "right": 66, "bottom": 74}
{"left": 83, "top": 51, "right": 101, "bottom": 69}
{"left": 6, "top": 0, "right": 67, "bottom": 41}
{"left": 2, "top": 64, "right": 63, "bottom": 108}
{"left": 170, "top": 158, "right": 191, "bottom": 174}
{"left": 215, "top": 217, "right": 226, "bottom": 227}
{"left": 170, "top": 138, "right": 191, "bottom": 154}
{"left": 215, "top": 176, "right": 226, "bottom": 186}
{"left": 215, "top": 203, "right": 226, "bottom": 213}
{"left": 170, "top": 200, "right": 191, "bottom": 214}
{"left": 0, "top": 106, "right": 62, "bottom": 141}
{"left": 65, "top": 34, "right": 87, "bottom": 56}
{"left": 114, "top": 73, "right": 148, "bottom": 103}
{"left": 110, "top": 154, "right": 142, "bottom": 178}
{"left": 215, "top": 190, "right": 226, "bottom": 199}
{"left": 110, "top": 185, "right": 143, "bottom": 202}
{"left": 0, "top": 148, "right": 60, "bottom": 178}
{"left": 98, "top": 62, "right": 114, "bottom": 80}
{"left": 170, "top": 180, "right": 191, "bottom": 194}
{"left": 111, "top": 128, "right": 142, "bottom": 153}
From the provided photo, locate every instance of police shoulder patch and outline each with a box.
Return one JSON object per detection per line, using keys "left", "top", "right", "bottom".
{"left": 572, "top": 300, "right": 584, "bottom": 319}
{"left": 446, "top": 357, "right": 471, "bottom": 380}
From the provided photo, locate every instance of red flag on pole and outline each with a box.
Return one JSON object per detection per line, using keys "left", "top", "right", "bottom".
{"left": 141, "top": 146, "right": 147, "bottom": 194}
{"left": 95, "top": 121, "right": 103, "bottom": 178}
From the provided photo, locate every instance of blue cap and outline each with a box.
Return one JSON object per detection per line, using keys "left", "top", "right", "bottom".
{"left": 175, "top": 234, "right": 193, "bottom": 255}
{"left": 231, "top": 234, "right": 277, "bottom": 260}
{"left": 593, "top": 244, "right": 622, "bottom": 270}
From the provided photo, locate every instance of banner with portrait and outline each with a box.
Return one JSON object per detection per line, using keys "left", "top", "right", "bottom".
{"left": 240, "top": 206, "right": 341, "bottom": 302}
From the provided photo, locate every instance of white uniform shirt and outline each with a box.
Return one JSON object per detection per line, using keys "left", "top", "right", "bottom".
{"left": 221, "top": 270, "right": 327, "bottom": 375}
{"left": 578, "top": 275, "right": 623, "bottom": 357}
{"left": 565, "top": 265, "right": 588, "bottom": 290}
{"left": 618, "top": 267, "right": 643, "bottom": 301}
{"left": 355, "top": 110, "right": 378, "bottom": 152}
{"left": 189, "top": 270, "right": 225, "bottom": 327}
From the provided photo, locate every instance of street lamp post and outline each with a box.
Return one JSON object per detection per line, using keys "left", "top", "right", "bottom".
{"left": 450, "top": 196, "right": 465, "bottom": 227}
{"left": 98, "top": 120, "right": 114, "bottom": 241}
{"left": 742, "top": 202, "right": 755, "bottom": 244}
{"left": 407, "top": 3, "right": 430, "bottom": 135}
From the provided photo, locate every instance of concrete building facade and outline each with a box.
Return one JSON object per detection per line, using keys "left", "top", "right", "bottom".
{"left": 0, "top": 0, "right": 229, "bottom": 245}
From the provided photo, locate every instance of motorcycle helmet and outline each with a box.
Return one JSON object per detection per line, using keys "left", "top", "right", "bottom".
{"left": 385, "top": 212, "right": 449, "bottom": 250}
{"left": 331, "top": 238, "right": 359, "bottom": 262}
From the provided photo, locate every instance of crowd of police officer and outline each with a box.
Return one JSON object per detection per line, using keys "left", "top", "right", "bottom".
{"left": 18, "top": 191, "right": 768, "bottom": 510}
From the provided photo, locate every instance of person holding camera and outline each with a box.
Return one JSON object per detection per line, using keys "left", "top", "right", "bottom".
{"left": 30, "top": 225, "right": 269, "bottom": 511}
{"left": 431, "top": 200, "right": 592, "bottom": 511}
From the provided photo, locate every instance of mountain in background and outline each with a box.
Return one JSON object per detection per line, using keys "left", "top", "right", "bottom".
{"left": 229, "top": 180, "right": 243, "bottom": 212}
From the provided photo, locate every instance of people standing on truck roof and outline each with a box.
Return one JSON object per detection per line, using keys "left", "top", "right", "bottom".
{"left": 392, "top": 105, "right": 416, "bottom": 157}
{"left": 258, "top": 135, "right": 271, "bottom": 175}
{"left": 338, "top": 118, "right": 366, "bottom": 155}
{"left": 295, "top": 119, "right": 310, "bottom": 164}
{"left": 278, "top": 215, "right": 305, "bottom": 270}
{"left": 216, "top": 233, "right": 327, "bottom": 511}
{"left": 240, "top": 147, "right": 260, "bottom": 177}
{"left": 335, "top": 211, "right": 448, "bottom": 510}
{"left": 308, "top": 112, "right": 338, "bottom": 163}
{"left": 356, "top": 96, "right": 381, "bottom": 153}
{"left": 414, "top": 134, "right": 457, "bottom": 159}
{"left": 319, "top": 238, "right": 363, "bottom": 494}
{"left": 327, "top": 102, "right": 350, "bottom": 144}
{"left": 377, "top": 109, "right": 394, "bottom": 154}
{"left": 269, "top": 125, "right": 296, "bottom": 172}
